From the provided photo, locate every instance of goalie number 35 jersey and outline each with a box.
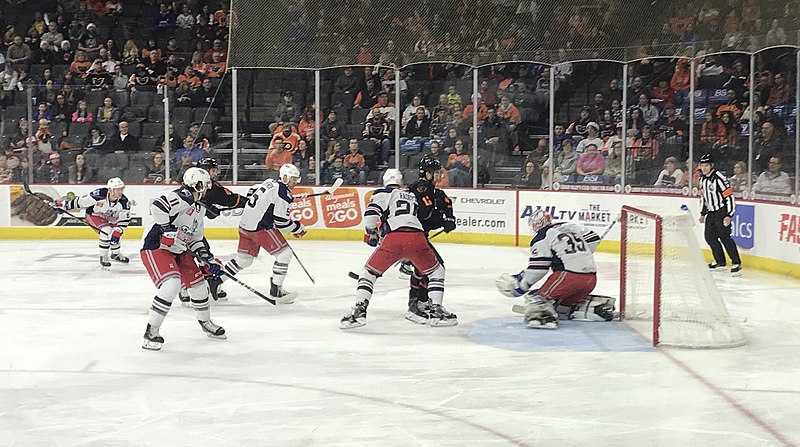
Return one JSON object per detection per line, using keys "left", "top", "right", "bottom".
{"left": 529, "top": 222, "right": 600, "bottom": 274}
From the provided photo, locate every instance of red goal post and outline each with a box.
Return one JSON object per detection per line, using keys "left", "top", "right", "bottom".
{"left": 619, "top": 205, "right": 746, "bottom": 348}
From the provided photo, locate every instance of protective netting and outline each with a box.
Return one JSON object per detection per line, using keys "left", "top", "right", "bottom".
{"left": 621, "top": 207, "right": 746, "bottom": 348}
{"left": 228, "top": 0, "right": 800, "bottom": 68}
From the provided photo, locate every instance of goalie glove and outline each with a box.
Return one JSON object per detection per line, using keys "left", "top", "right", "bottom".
{"left": 495, "top": 273, "right": 527, "bottom": 297}
{"left": 195, "top": 248, "right": 222, "bottom": 277}
{"left": 364, "top": 228, "right": 379, "bottom": 247}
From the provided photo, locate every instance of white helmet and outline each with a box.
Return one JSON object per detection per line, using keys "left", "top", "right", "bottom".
{"left": 106, "top": 177, "right": 125, "bottom": 190}
{"left": 183, "top": 167, "right": 212, "bottom": 196}
{"left": 279, "top": 163, "right": 301, "bottom": 183}
{"left": 383, "top": 168, "right": 403, "bottom": 187}
{"left": 528, "top": 209, "right": 552, "bottom": 234}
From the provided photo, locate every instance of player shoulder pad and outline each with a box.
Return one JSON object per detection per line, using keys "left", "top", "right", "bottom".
{"left": 372, "top": 186, "right": 394, "bottom": 195}
{"left": 175, "top": 187, "right": 196, "bottom": 205}
{"left": 90, "top": 188, "right": 108, "bottom": 200}
{"left": 119, "top": 195, "right": 131, "bottom": 209}
{"left": 277, "top": 181, "right": 293, "bottom": 203}
{"left": 529, "top": 226, "right": 550, "bottom": 246}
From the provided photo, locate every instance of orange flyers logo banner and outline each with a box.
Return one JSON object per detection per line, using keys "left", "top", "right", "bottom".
{"left": 321, "top": 188, "right": 362, "bottom": 228}
{"left": 289, "top": 187, "right": 318, "bottom": 226}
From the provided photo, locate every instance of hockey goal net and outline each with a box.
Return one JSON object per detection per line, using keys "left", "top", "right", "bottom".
{"left": 620, "top": 206, "right": 746, "bottom": 348}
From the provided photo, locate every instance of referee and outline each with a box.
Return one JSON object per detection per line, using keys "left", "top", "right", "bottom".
{"left": 698, "top": 153, "right": 742, "bottom": 276}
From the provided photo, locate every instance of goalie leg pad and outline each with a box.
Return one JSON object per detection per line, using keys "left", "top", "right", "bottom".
{"left": 570, "top": 295, "right": 616, "bottom": 322}
{"left": 522, "top": 295, "right": 559, "bottom": 329}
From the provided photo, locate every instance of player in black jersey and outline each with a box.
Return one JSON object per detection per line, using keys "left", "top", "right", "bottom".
{"left": 404, "top": 156, "right": 457, "bottom": 324}
{"left": 179, "top": 158, "right": 246, "bottom": 303}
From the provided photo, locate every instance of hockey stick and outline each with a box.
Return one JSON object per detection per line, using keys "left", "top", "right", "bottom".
{"left": 189, "top": 251, "right": 277, "bottom": 305}
{"left": 297, "top": 178, "right": 344, "bottom": 199}
{"left": 347, "top": 229, "right": 448, "bottom": 280}
{"left": 288, "top": 244, "right": 316, "bottom": 284}
{"left": 22, "top": 181, "right": 100, "bottom": 232}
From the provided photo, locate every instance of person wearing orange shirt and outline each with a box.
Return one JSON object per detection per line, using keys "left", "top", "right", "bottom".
{"left": 177, "top": 66, "right": 201, "bottom": 88}
{"left": 715, "top": 89, "right": 742, "bottom": 119}
{"left": 670, "top": 58, "right": 691, "bottom": 106}
{"left": 270, "top": 124, "right": 301, "bottom": 152}
{"left": 342, "top": 138, "right": 367, "bottom": 184}
{"left": 265, "top": 136, "right": 294, "bottom": 174}
{"left": 205, "top": 53, "right": 227, "bottom": 78}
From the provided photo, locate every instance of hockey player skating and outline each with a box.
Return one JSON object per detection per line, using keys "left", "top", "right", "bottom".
{"left": 404, "top": 156, "right": 457, "bottom": 324}
{"left": 55, "top": 177, "right": 131, "bottom": 269}
{"left": 341, "top": 169, "right": 457, "bottom": 329}
{"left": 178, "top": 157, "right": 245, "bottom": 304}
{"left": 140, "top": 167, "right": 226, "bottom": 351}
{"left": 495, "top": 209, "right": 614, "bottom": 329}
{"left": 209, "top": 164, "right": 306, "bottom": 304}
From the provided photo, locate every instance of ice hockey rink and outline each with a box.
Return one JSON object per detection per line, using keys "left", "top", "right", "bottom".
{"left": 2, "top": 239, "right": 799, "bottom": 447}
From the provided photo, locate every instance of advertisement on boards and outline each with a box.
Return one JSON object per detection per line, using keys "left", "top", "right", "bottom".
{"left": 320, "top": 188, "right": 362, "bottom": 229}
{"left": 731, "top": 204, "right": 755, "bottom": 249}
{"left": 9, "top": 184, "right": 144, "bottom": 227}
{"left": 445, "top": 188, "right": 515, "bottom": 234}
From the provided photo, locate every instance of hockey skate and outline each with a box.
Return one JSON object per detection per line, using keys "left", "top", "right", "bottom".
{"left": 142, "top": 324, "right": 164, "bottom": 351}
{"left": 340, "top": 301, "right": 368, "bottom": 329}
{"left": 270, "top": 280, "right": 297, "bottom": 304}
{"left": 199, "top": 320, "right": 227, "bottom": 339}
{"left": 99, "top": 255, "right": 111, "bottom": 270}
{"left": 429, "top": 304, "right": 458, "bottom": 327}
{"left": 111, "top": 253, "right": 129, "bottom": 263}
{"left": 405, "top": 299, "right": 431, "bottom": 324}
{"left": 207, "top": 276, "right": 224, "bottom": 301}
{"left": 397, "top": 260, "right": 413, "bottom": 279}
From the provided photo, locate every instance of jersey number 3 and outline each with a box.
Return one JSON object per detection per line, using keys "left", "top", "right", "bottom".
{"left": 558, "top": 233, "right": 586, "bottom": 254}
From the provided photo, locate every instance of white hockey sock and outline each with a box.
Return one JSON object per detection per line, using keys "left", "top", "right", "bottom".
{"left": 148, "top": 278, "right": 181, "bottom": 328}
{"left": 355, "top": 269, "right": 378, "bottom": 303}
{"left": 222, "top": 253, "right": 253, "bottom": 283}
{"left": 271, "top": 248, "right": 292, "bottom": 286}
{"left": 426, "top": 264, "right": 445, "bottom": 305}
{"left": 188, "top": 282, "right": 211, "bottom": 321}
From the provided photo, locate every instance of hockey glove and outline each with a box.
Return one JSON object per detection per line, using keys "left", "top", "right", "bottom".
{"left": 110, "top": 227, "right": 124, "bottom": 244}
{"left": 195, "top": 249, "right": 222, "bottom": 277}
{"left": 160, "top": 227, "right": 188, "bottom": 252}
{"left": 364, "top": 228, "right": 379, "bottom": 247}
{"left": 442, "top": 216, "right": 456, "bottom": 233}
{"left": 292, "top": 223, "right": 307, "bottom": 238}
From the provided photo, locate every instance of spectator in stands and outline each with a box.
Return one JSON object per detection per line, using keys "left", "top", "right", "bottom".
{"left": 669, "top": 58, "right": 691, "bottom": 106}
{"left": 699, "top": 111, "right": 723, "bottom": 150}
{"left": 576, "top": 143, "right": 605, "bottom": 177}
{"left": 96, "top": 97, "right": 119, "bottom": 123}
{"left": 11, "top": 158, "right": 30, "bottom": 184}
{"left": 604, "top": 138, "right": 623, "bottom": 184}
{"left": 334, "top": 67, "right": 360, "bottom": 103}
{"left": 556, "top": 139, "right": 578, "bottom": 180}
{"left": 205, "top": 53, "right": 227, "bottom": 78}
{"left": 68, "top": 152, "right": 93, "bottom": 183}
{"left": 588, "top": 93, "right": 606, "bottom": 121}
{"left": 766, "top": 19, "right": 787, "bottom": 47}
{"left": 754, "top": 122, "right": 783, "bottom": 172}
{"left": 85, "top": 126, "right": 107, "bottom": 152}
{"left": 653, "top": 156, "right": 683, "bottom": 187}
{"left": 363, "top": 110, "right": 391, "bottom": 167}
{"left": 627, "top": 107, "right": 646, "bottom": 137}
{"left": 38, "top": 152, "right": 68, "bottom": 183}
{"left": 526, "top": 138, "right": 549, "bottom": 168}
{"left": 270, "top": 123, "right": 300, "bottom": 153}
{"left": 153, "top": 3, "right": 177, "bottom": 37}
{"left": 656, "top": 104, "right": 687, "bottom": 146}
{"left": 604, "top": 78, "right": 622, "bottom": 103}
{"left": 10, "top": 119, "right": 31, "bottom": 151}
{"left": 754, "top": 156, "right": 792, "bottom": 195}
{"left": 767, "top": 73, "right": 790, "bottom": 106}
{"left": 755, "top": 70, "right": 773, "bottom": 103}
{"left": 108, "top": 121, "right": 139, "bottom": 154}
{"left": 728, "top": 161, "right": 750, "bottom": 192}
{"left": 629, "top": 125, "right": 660, "bottom": 184}
{"left": 273, "top": 91, "right": 300, "bottom": 131}
{"left": 265, "top": 136, "right": 294, "bottom": 174}
{"left": 567, "top": 106, "right": 592, "bottom": 139}
{"left": 72, "top": 100, "right": 94, "bottom": 123}
{"left": 298, "top": 107, "right": 316, "bottom": 139}
{"left": 193, "top": 78, "right": 221, "bottom": 109}
{"left": 112, "top": 66, "right": 128, "bottom": 91}
{"left": 36, "top": 119, "right": 54, "bottom": 154}
{"left": 479, "top": 80, "right": 498, "bottom": 107}
{"left": 442, "top": 128, "right": 460, "bottom": 152}
{"left": 552, "top": 124, "right": 568, "bottom": 149}
{"left": 463, "top": 94, "right": 488, "bottom": 125}
{"left": 143, "top": 152, "right": 166, "bottom": 183}
{"left": 429, "top": 107, "right": 451, "bottom": 140}
{"left": 627, "top": 76, "right": 649, "bottom": 101}
{"left": 446, "top": 84, "right": 462, "bottom": 106}
{"left": 106, "top": 0, "right": 123, "bottom": 16}
{"left": 513, "top": 160, "right": 541, "bottom": 189}
{"left": 723, "top": 60, "right": 748, "bottom": 100}
{"left": 404, "top": 107, "right": 431, "bottom": 140}
{"left": 33, "top": 103, "right": 52, "bottom": 122}
{"left": 39, "top": 22, "right": 64, "bottom": 62}
{"left": 85, "top": 61, "right": 113, "bottom": 91}
{"left": 155, "top": 123, "right": 180, "bottom": 152}
{"left": 425, "top": 140, "right": 448, "bottom": 167}
{"left": 171, "top": 135, "right": 203, "bottom": 164}
{"left": 402, "top": 95, "right": 428, "bottom": 127}
{"left": 203, "top": 39, "right": 227, "bottom": 64}
{"left": 6, "top": 35, "right": 31, "bottom": 64}
{"left": 678, "top": 156, "right": 700, "bottom": 189}
{"left": 52, "top": 94, "right": 73, "bottom": 123}
{"left": 321, "top": 140, "right": 342, "bottom": 172}
{"left": 652, "top": 79, "right": 676, "bottom": 110}
{"left": 320, "top": 110, "right": 342, "bottom": 150}
{"left": 322, "top": 156, "right": 345, "bottom": 184}
{"left": 598, "top": 110, "right": 616, "bottom": 140}
{"left": 122, "top": 39, "right": 140, "bottom": 65}
{"left": 576, "top": 122, "right": 603, "bottom": 154}
{"left": 1, "top": 63, "right": 19, "bottom": 106}
{"left": 0, "top": 155, "right": 13, "bottom": 183}
{"left": 716, "top": 89, "right": 743, "bottom": 119}
{"left": 176, "top": 65, "right": 200, "bottom": 88}
{"left": 446, "top": 140, "right": 471, "bottom": 187}
{"left": 367, "top": 92, "right": 396, "bottom": 122}
{"left": 78, "top": 24, "right": 102, "bottom": 60}
{"left": 636, "top": 94, "right": 659, "bottom": 126}
{"left": 129, "top": 63, "right": 158, "bottom": 91}
{"left": 293, "top": 139, "right": 312, "bottom": 178}
{"left": 173, "top": 153, "right": 194, "bottom": 182}
{"left": 70, "top": 51, "right": 92, "bottom": 78}
{"left": 343, "top": 138, "right": 367, "bottom": 185}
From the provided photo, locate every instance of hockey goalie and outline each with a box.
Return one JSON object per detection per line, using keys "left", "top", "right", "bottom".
{"left": 495, "top": 209, "right": 616, "bottom": 329}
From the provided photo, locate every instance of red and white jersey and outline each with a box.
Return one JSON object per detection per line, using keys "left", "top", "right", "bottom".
{"left": 142, "top": 187, "right": 207, "bottom": 254}
{"left": 528, "top": 222, "right": 600, "bottom": 274}
{"left": 64, "top": 187, "right": 131, "bottom": 227}
{"left": 364, "top": 186, "right": 423, "bottom": 233}
{"left": 239, "top": 179, "right": 302, "bottom": 233}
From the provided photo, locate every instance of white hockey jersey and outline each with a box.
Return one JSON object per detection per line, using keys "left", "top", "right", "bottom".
{"left": 528, "top": 222, "right": 600, "bottom": 274}
{"left": 64, "top": 187, "right": 131, "bottom": 227}
{"left": 364, "top": 187, "right": 423, "bottom": 233}
{"left": 239, "top": 179, "right": 302, "bottom": 233}
{"left": 142, "top": 187, "right": 207, "bottom": 254}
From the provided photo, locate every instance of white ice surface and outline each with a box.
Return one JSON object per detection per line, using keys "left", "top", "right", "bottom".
{"left": 1, "top": 240, "right": 799, "bottom": 447}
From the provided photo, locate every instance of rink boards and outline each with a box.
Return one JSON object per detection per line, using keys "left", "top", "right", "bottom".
{"left": 0, "top": 184, "right": 797, "bottom": 278}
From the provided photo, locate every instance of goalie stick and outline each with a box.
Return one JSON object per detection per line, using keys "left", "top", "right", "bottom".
{"left": 347, "top": 229, "right": 447, "bottom": 280}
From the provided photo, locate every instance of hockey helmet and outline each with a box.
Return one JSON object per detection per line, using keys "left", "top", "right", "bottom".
{"left": 197, "top": 157, "right": 219, "bottom": 170}
{"left": 183, "top": 167, "right": 212, "bottom": 196}
{"left": 106, "top": 177, "right": 125, "bottom": 190}
{"left": 383, "top": 168, "right": 403, "bottom": 187}
{"left": 699, "top": 153, "right": 714, "bottom": 164}
{"left": 418, "top": 156, "right": 442, "bottom": 177}
{"left": 279, "top": 163, "right": 301, "bottom": 182}
{"left": 528, "top": 209, "right": 552, "bottom": 234}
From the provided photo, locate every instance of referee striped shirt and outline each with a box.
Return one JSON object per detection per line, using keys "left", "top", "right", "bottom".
{"left": 699, "top": 169, "right": 735, "bottom": 216}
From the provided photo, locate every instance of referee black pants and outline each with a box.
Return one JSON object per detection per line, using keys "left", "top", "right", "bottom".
{"left": 704, "top": 208, "right": 741, "bottom": 266}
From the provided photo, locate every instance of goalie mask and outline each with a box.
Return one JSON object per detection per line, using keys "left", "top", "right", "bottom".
{"left": 528, "top": 209, "right": 552, "bottom": 234}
